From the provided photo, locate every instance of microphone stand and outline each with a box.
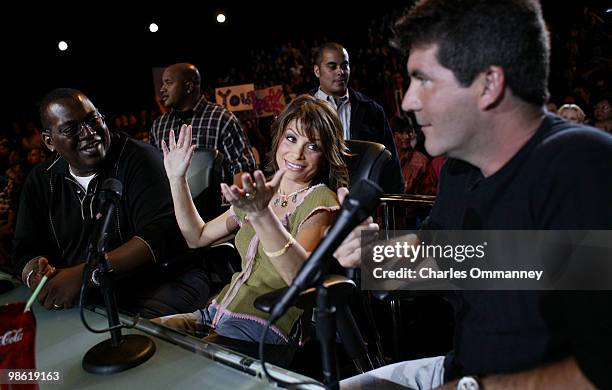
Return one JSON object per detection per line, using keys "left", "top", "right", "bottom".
{"left": 315, "top": 283, "right": 339, "bottom": 390}
{"left": 82, "top": 200, "right": 156, "bottom": 374}
{"left": 263, "top": 179, "right": 382, "bottom": 387}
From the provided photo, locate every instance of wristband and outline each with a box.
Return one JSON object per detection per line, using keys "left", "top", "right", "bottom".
{"left": 25, "top": 269, "right": 35, "bottom": 289}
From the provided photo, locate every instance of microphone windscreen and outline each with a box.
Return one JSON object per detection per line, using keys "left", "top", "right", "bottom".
{"left": 101, "top": 178, "right": 123, "bottom": 198}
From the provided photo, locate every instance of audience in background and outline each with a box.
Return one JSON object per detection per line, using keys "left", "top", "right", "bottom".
{"left": 593, "top": 97, "right": 612, "bottom": 132}
{"left": 558, "top": 103, "right": 586, "bottom": 124}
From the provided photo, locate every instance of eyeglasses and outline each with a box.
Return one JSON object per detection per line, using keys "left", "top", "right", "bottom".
{"left": 54, "top": 113, "right": 105, "bottom": 138}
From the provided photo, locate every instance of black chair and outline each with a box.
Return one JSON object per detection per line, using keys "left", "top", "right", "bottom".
{"left": 342, "top": 140, "right": 393, "bottom": 369}
{"left": 373, "top": 195, "right": 440, "bottom": 361}
{"left": 345, "top": 140, "right": 392, "bottom": 191}
{"left": 189, "top": 149, "right": 242, "bottom": 291}
{"left": 161, "top": 148, "right": 240, "bottom": 294}
{"left": 252, "top": 141, "right": 395, "bottom": 377}
{"left": 196, "top": 141, "right": 394, "bottom": 375}
{"left": 345, "top": 142, "right": 450, "bottom": 361}
{"left": 187, "top": 148, "right": 224, "bottom": 222}
{"left": 254, "top": 275, "right": 382, "bottom": 374}
{"left": 378, "top": 194, "right": 436, "bottom": 234}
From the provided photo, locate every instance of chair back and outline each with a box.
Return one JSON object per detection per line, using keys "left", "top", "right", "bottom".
{"left": 345, "top": 140, "right": 392, "bottom": 190}
{"left": 185, "top": 149, "right": 224, "bottom": 221}
{"left": 186, "top": 149, "right": 222, "bottom": 197}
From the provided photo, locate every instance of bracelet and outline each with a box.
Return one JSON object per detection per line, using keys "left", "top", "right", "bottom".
{"left": 22, "top": 256, "right": 45, "bottom": 288}
{"left": 24, "top": 269, "right": 34, "bottom": 289}
{"left": 263, "top": 236, "right": 296, "bottom": 258}
{"left": 90, "top": 268, "right": 101, "bottom": 286}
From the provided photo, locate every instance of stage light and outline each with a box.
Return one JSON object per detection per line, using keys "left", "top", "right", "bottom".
{"left": 216, "top": 13, "right": 226, "bottom": 23}
{"left": 58, "top": 41, "right": 68, "bottom": 51}
{"left": 149, "top": 23, "right": 159, "bottom": 32}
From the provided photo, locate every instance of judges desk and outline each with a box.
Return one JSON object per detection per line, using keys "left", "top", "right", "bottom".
{"left": 1, "top": 286, "right": 318, "bottom": 389}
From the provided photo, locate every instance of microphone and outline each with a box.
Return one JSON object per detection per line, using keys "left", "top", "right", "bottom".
{"left": 81, "top": 178, "right": 156, "bottom": 374}
{"left": 269, "top": 179, "right": 382, "bottom": 323}
{"left": 94, "top": 178, "right": 123, "bottom": 253}
{"left": 100, "top": 177, "right": 123, "bottom": 199}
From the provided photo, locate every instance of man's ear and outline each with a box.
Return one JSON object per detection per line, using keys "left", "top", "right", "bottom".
{"left": 313, "top": 64, "right": 321, "bottom": 79}
{"left": 42, "top": 132, "right": 54, "bottom": 152}
{"left": 478, "top": 65, "right": 506, "bottom": 110}
{"left": 185, "top": 81, "right": 194, "bottom": 94}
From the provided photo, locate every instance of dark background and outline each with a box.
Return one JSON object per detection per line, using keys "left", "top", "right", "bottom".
{"left": 1, "top": 0, "right": 609, "bottom": 128}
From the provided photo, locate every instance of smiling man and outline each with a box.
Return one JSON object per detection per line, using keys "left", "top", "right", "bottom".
{"left": 12, "top": 88, "right": 209, "bottom": 318}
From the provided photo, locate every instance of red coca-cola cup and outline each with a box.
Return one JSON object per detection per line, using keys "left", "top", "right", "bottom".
{"left": 0, "top": 302, "right": 38, "bottom": 390}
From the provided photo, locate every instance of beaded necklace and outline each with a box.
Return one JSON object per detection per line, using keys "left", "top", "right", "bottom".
{"left": 274, "top": 185, "right": 311, "bottom": 207}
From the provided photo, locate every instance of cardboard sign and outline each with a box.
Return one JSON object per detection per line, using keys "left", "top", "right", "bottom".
{"left": 252, "top": 85, "right": 286, "bottom": 118}
{"left": 215, "top": 84, "right": 255, "bottom": 112}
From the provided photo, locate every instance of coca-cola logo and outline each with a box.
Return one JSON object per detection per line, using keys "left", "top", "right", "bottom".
{"left": 0, "top": 328, "right": 24, "bottom": 346}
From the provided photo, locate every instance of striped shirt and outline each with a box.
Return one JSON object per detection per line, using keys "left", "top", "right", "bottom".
{"left": 150, "top": 96, "right": 256, "bottom": 183}
{"left": 314, "top": 88, "right": 351, "bottom": 140}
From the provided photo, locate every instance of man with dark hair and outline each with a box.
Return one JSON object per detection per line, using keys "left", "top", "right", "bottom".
{"left": 311, "top": 43, "right": 405, "bottom": 193}
{"left": 150, "top": 63, "right": 256, "bottom": 186}
{"left": 13, "top": 88, "right": 209, "bottom": 318}
{"left": 389, "top": 115, "right": 433, "bottom": 194}
{"left": 593, "top": 97, "right": 612, "bottom": 132}
{"left": 336, "top": 0, "right": 612, "bottom": 388}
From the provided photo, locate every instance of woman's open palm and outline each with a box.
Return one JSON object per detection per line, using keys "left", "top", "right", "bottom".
{"left": 162, "top": 124, "right": 196, "bottom": 179}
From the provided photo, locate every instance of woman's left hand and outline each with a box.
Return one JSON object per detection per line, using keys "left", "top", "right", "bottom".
{"left": 220, "top": 169, "right": 285, "bottom": 215}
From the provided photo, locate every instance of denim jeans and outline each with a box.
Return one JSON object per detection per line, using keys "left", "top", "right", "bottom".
{"left": 153, "top": 304, "right": 288, "bottom": 345}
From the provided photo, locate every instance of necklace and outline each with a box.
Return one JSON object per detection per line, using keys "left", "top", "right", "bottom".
{"left": 274, "top": 185, "right": 311, "bottom": 208}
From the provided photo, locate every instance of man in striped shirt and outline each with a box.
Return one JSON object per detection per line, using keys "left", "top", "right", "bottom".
{"left": 150, "top": 63, "right": 256, "bottom": 186}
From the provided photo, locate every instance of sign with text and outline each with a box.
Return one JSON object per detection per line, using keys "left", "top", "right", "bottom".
{"left": 252, "top": 85, "right": 286, "bottom": 118}
{"left": 215, "top": 84, "right": 255, "bottom": 112}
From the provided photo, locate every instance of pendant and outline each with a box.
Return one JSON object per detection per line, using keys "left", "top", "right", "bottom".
{"left": 281, "top": 199, "right": 288, "bottom": 207}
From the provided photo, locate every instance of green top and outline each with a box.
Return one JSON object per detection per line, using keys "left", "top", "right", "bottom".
{"left": 211, "top": 184, "right": 340, "bottom": 340}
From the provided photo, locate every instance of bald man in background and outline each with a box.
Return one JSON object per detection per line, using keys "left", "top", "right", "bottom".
{"left": 150, "top": 63, "right": 256, "bottom": 185}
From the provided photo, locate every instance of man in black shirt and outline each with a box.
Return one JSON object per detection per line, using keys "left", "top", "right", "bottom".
{"left": 336, "top": 0, "right": 612, "bottom": 389}
{"left": 14, "top": 88, "right": 209, "bottom": 318}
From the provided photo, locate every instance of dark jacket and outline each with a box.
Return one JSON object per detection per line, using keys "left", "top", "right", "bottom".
{"left": 12, "top": 131, "right": 186, "bottom": 277}
{"left": 311, "top": 87, "right": 405, "bottom": 193}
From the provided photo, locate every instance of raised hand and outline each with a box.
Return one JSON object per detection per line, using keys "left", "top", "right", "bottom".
{"left": 161, "top": 124, "right": 197, "bottom": 179}
{"left": 220, "top": 169, "right": 285, "bottom": 216}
